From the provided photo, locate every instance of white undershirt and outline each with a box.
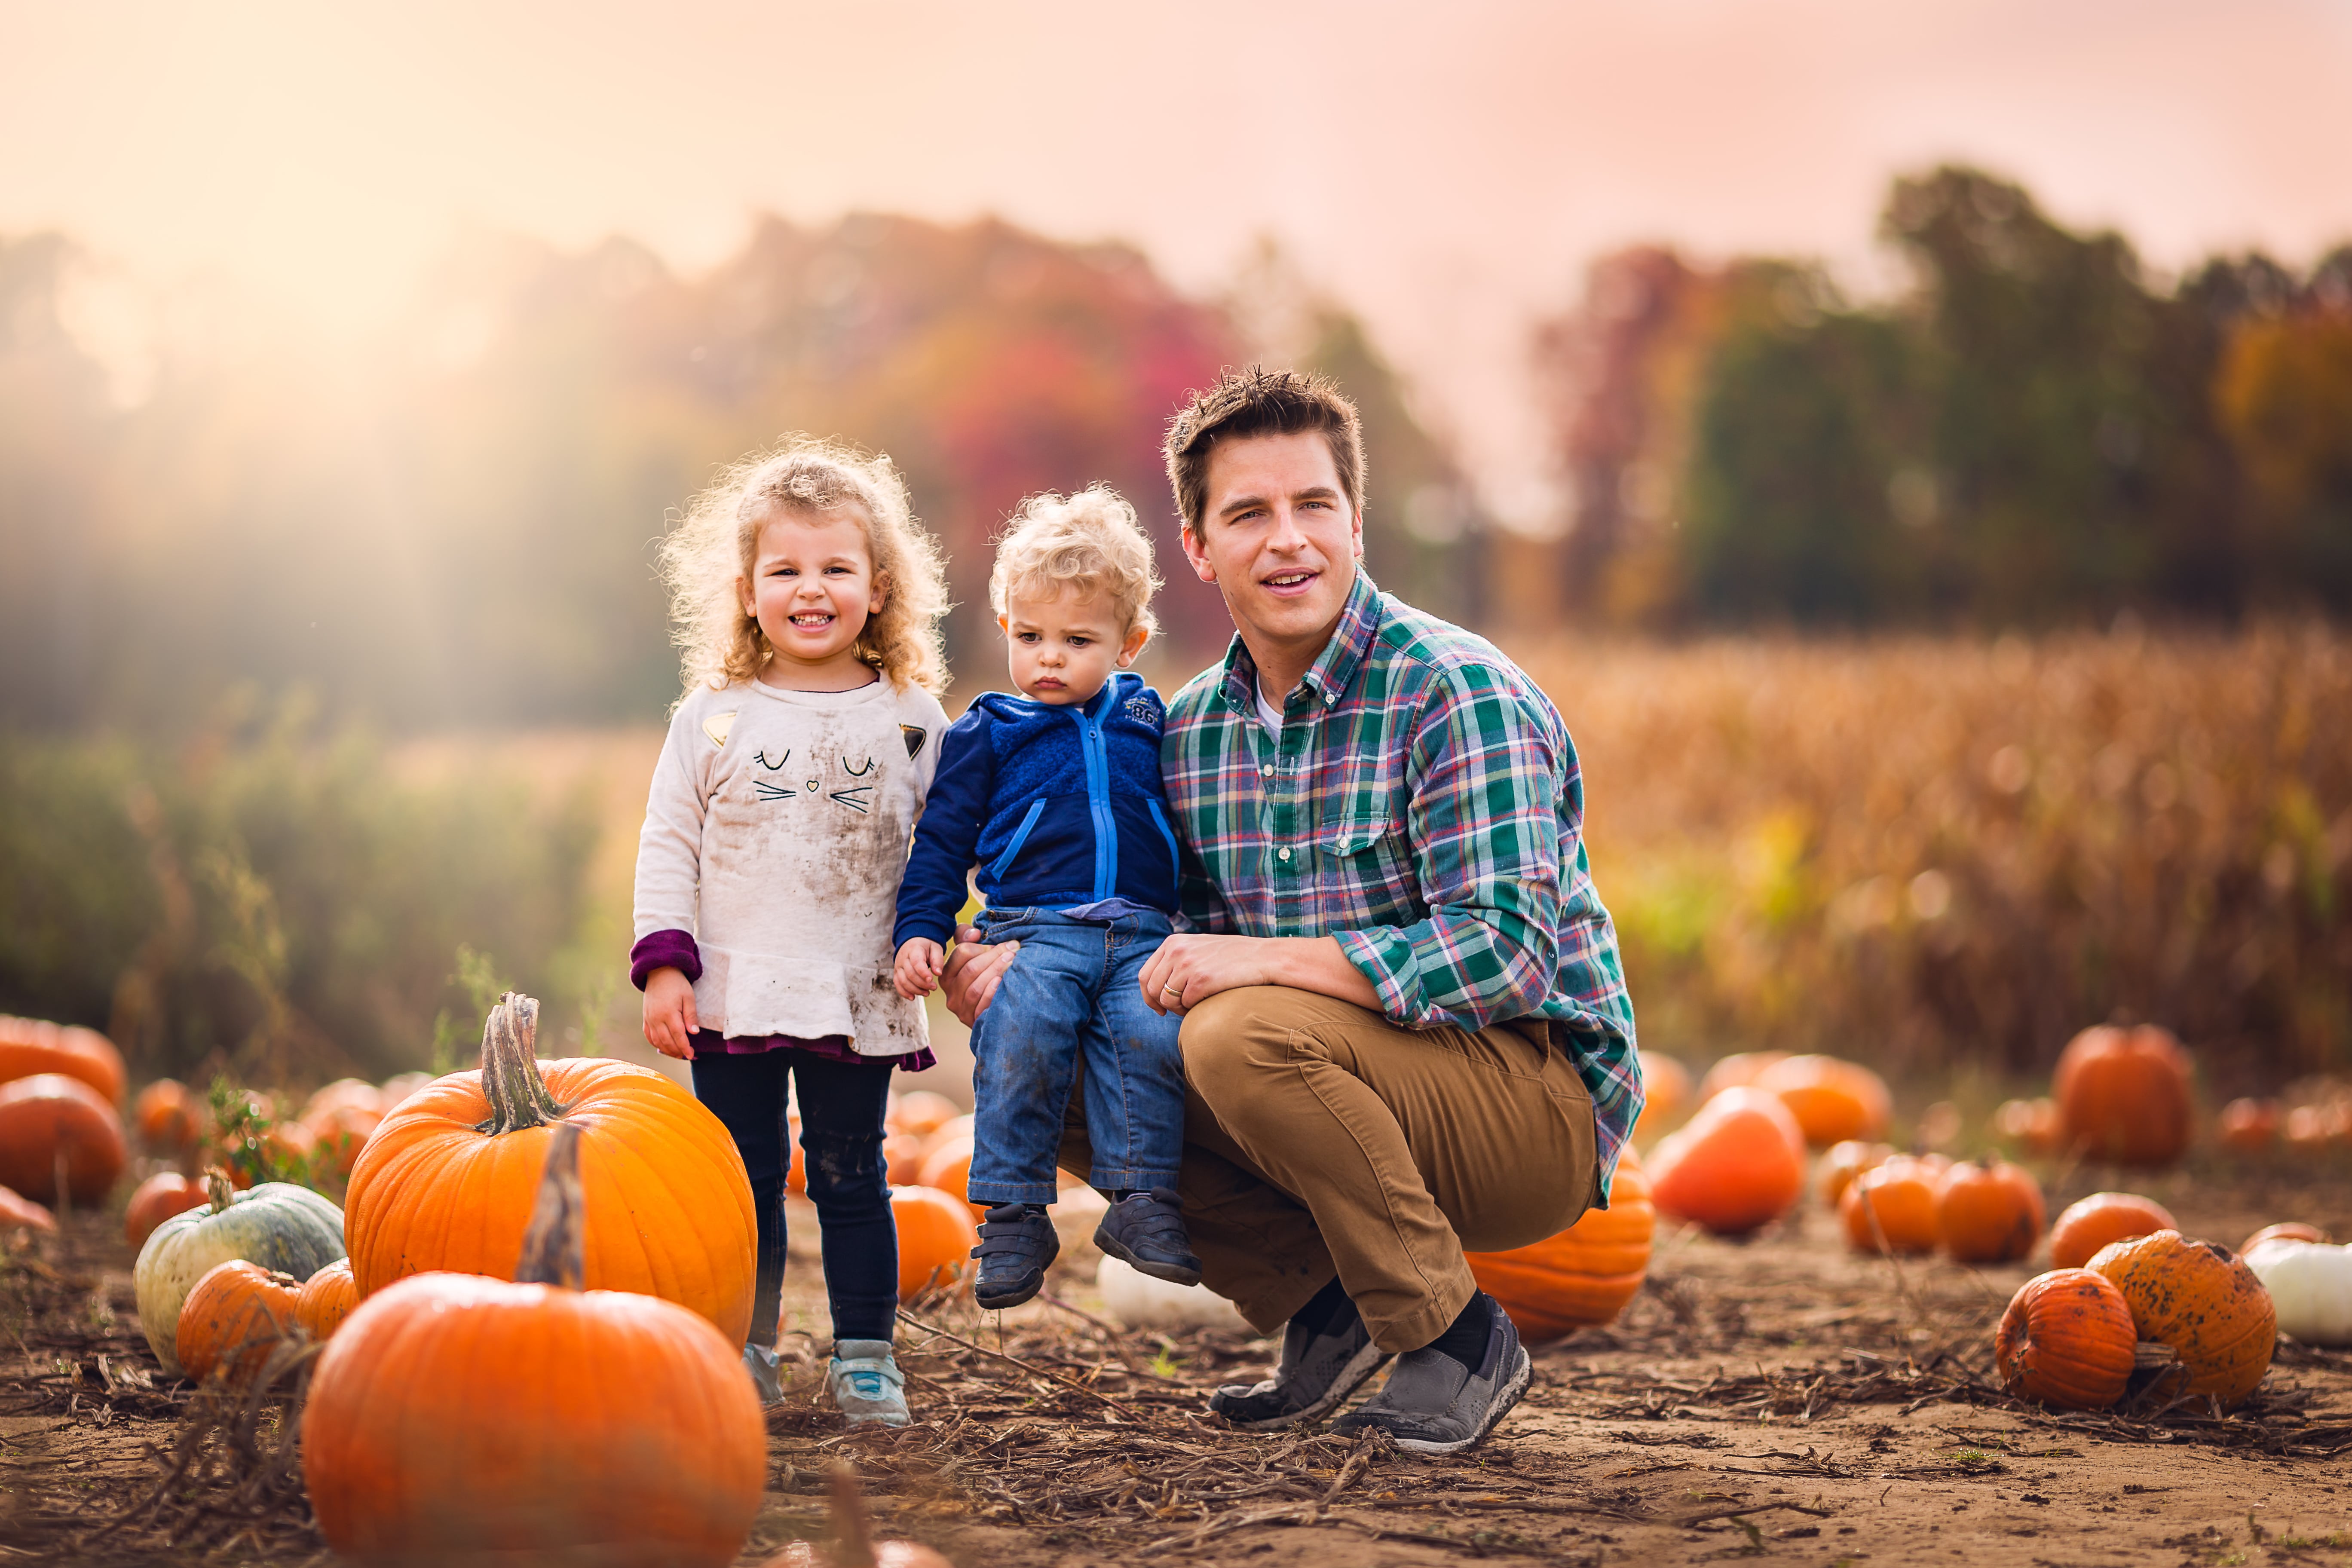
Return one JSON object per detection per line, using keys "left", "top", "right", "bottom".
{"left": 1255, "top": 682, "right": 1287, "bottom": 737}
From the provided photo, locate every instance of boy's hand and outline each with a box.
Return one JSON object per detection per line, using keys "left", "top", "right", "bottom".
{"left": 894, "top": 938, "right": 946, "bottom": 999}
{"left": 642, "top": 967, "right": 698, "bottom": 1059}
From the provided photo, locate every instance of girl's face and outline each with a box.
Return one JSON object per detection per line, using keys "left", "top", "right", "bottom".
{"left": 739, "top": 507, "right": 887, "bottom": 689}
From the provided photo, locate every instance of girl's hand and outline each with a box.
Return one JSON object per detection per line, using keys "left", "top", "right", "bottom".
{"left": 894, "top": 938, "right": 946, "bottom": 999}
{"left": 642, "top": 967, "right": 699, "bottom": 1060}
{"left": 939, "top": 924, "right": 1019, "bottom": 1028}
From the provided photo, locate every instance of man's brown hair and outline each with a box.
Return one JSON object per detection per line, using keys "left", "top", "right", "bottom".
{"left": 1163, "top": 365, "right": 1366, "bottom": 537}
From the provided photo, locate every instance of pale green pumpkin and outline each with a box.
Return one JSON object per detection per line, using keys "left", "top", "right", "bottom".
{"left": 134, "top": 1174, "right": 345, "bottom": 1376}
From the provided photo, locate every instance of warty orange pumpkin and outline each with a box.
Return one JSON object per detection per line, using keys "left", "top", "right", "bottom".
{"left": 344, "top": 992, "right": 756, "bottom": 1345}
{"left": 1994, "top": 1268, "right": 2138, "bottom": 1409}
{"left": 1647, "top": 1087, "right": 1806, "bottom": 1236}
{"left": 1839, "top": 1156, "right": 1942, "bottom": 1255}
{"left": 306, "top": 1121, "right": 767, "bottom": 1567}
{"left": 1468, "top": 1149, "right": 1654, "bottom": 1341}
{"left": 2089, "top": 1229, "right": 2276, "bottom": 1408}
{"left": 295, "top": 1258, "right": 360, "bottom": 1341}
{"left": 1935, "top": 1158, "right": 2045, "bottom": 1264}
{"left": 2049, "top": 1192, "right": 2178, "bottom": 1270}
{"left": 177, "top": 1260, "right": 302, "bottom": 1388}
{"left": 1753, "top": 1054, "right": 1892, "bottom": 1146}
{"left": 2053, "top": 1023, "right": 2195, "bottom": 1167}
{"left": 0, "top": 1073, "right": 126, "bottom": 1205}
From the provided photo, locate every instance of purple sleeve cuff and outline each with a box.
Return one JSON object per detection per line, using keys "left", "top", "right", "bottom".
{"left": 630, "top": 929, "right": 702, "bottom": 991}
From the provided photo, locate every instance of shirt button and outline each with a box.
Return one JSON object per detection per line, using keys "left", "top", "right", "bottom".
{"left": 1277, "top": 847, "right": 1292, "bottom": 861}
{"left": 1260, "top": 763, "right": 1273, "bottom": 777}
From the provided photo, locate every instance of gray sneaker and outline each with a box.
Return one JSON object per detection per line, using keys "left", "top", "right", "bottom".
{"left": 826, "top": 1338, "right": 910, "bottom": 1427}
{"left": 1331, "top": 1302, "right": 1531, "bottom": 1455}
{"left": 1208, "top": 1296, "right": 1391, "bottom": 1431}
{"left": 742, "top": 1342, "right": 784, "bottom": 1405}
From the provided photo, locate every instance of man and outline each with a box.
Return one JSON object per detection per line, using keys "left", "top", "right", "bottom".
{"left": 943, "top": 366, "right": 1641, "bottom": 1454}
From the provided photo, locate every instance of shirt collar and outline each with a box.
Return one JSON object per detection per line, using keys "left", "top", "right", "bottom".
{"left": 1218, "top": 568, "right": 1383, "bottom": 716}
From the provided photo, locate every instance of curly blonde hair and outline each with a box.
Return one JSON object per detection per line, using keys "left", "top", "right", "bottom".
{"left": 659, "top": 436, "right": 949, "bottom": 698}
{"left": 988, "top": 486, "right": 1162, "bottom": 640}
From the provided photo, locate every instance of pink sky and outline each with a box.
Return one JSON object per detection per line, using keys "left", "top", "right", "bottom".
{"left": 5, "top": 0, "right": 2349, "bottom": 522}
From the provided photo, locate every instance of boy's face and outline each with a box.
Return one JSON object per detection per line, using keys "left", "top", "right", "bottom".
{"left": 1000, "top": 589, "right": 1148, "bottom": 705}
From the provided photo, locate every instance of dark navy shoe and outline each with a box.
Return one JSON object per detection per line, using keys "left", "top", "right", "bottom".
{"left": 973, "top": 1203, "right": 1059, "bottom": 1310}
{"left": 1209, "top": 1295, "right": 1390, "bottom": 1430}
{"left": 1093, "top": 1188, "right": 1203, "bottom": 1287}
{"left": 1331, "top": 1297, "right": 1531, "bottom": 1455}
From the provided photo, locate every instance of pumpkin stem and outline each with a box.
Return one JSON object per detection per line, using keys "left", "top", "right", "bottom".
{"left": 476, "top": 991, "right": 568, "bottom": 1135}
{"left": 515, "top": 1121, "right": 585, "bottom": 1291}
{"left": 827, "top": 1465, "right": 879, "bottom": 1568}
{"left": 204, "top": 1168, "right": 235, "bottom": 1212}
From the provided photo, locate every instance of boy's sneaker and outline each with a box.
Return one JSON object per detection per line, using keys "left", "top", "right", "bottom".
{"left": 973, "top": 1202, "right": 1059, "bottom": 1310}
{"left": 826, "top": 1339, "right": 910, "bottom": 1427}
{"left": 742, "top": 1342, "right": 784, "bottom": 1405}
{"left": 1331, "top": 1300, "right": 1531, "bottom": 1455}
{"left": 1208, "top": 1298, "right": 1391, "bottom": 1430}
{"left": 1093, "top": 1188, "right": 1203, "bottom": 1286}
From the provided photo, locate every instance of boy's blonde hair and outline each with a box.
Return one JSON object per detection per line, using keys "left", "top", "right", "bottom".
{"left": 988, "top": 486, "right": 1161, "bottom": 640}
{"left": 660, "top": 435, "right": 949, "bottom": 697}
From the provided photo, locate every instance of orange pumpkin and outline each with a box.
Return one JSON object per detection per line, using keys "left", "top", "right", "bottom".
{"left": 294, "top": 1259, "right": 360, "bottom": 1341}
{"left": 1995, "top": 1268, "right": 2138, "bottom": 1409}
{"left": 785, "top": 1111, "right": 807, "bottom": 1194}
{"left": 1647, "top": 1087, "right": 1806, "bottom": 1236}
{"left": 300, "top": 1078, "right": 386, "bottom": 1130}
{"left": 2284, "top": 1102, "right": 2352, "bottom": 1150}
{"left": 2217, "top": 1097, "right": 2279, "bottom": 1153}
{"left": 1469, "top": 1150, "right": 1654, "bottom": 1340}
{"left": 916, "top": 1134, "right": 986, "bottom": 1223}
{"left": 1993, "top": 1096, "right": 2061, "bottom": 1155}
{"left": 134, "top": 1079, "right": 205, "bottom": 1151}
{"left": 1754, "top": 1055, "right": 1892, "bottom": 1146}
{"left": 0, "top": 1074, "right": 127, "bottom": 1204}
{"left": 0, "top": 1184, "right": 56, "bottom": 1234}
{"left": 2053, "top": 1023, "right": 2195, "bottom": 1166}
{"left": 0, "top": 1016, "right": 126, "bottom": 1103}
{"left": 261, "top": 1117, "right": 320, "bottom": 1177}
{"left": 1697, "top": 1050, "right": 1788, "bottom": 1104}
{"left": 2241, "top": 1222, "right": 2329, "bottom": 1254}
{"left": 2089, "top": 1230, "right": 2276, "bottom": 1408}
{"left": 125, "top": 1170, "right": 209, "bottom": 1248}
{"left": 888, "top": 1090, "right": 962, "bottom": 1139}
{"left": 305, "top": 1122, "right": 766, "bottom": 1567}
{"left": 377, "top": 1071, "right": 432, "bottom": 1111}
{"left": 344, "top": 993, "right": 756, "bottom": 1344}
{"left": 1819, "top": 1140, "right": 1891, "bottom": 1208}
{"left": 1935, "top": 1158, "right": 2044, "bottom": 1264}
{"left": 177, "top": 1259, "right": 301, "bottom": 1387}
{"left": 1631, "top": 1051, "right": 1694, "bottom": 1139}
{"left": 309, "top": 1103, "right": 383, "bottom": 1180}
{"left": 892, "top": 1184, "right": 979, "bottom": 1298}
{"left": 883, "top": 1132, "right": 927, "bottom": 1185}
{"left": 2049, "top": 1192, "right": 2178, "bottom": 1270}
{"left": 1840, "top": 1156, "right": 1942, "bottom": 1255}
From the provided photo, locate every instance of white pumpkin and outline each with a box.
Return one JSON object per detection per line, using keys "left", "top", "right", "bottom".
{"left": 2245, "top": 1238, "right": 2352, "bottom": 1347}
{"left": 134, "top": 1175, "right": 346, "bottom": 1375}
{"left": 1096, "top": 1255, "right": 1252, "bottom": 1332}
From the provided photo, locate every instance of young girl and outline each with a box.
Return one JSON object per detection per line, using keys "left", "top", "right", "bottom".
{"left": 631, "top": 436, "right": 951, "bottom": 1424}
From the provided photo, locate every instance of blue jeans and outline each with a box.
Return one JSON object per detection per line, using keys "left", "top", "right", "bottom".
{"left": 966, "top": 907, "right": 1185, "bottom": 1205}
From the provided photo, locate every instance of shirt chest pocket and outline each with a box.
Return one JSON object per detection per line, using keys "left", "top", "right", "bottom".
{"left": 1314, "top": 808, "right": 1415, "bottom": 910}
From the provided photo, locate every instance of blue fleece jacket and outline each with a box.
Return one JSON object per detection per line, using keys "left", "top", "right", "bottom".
{"left": 892, "top": 671, "right": 1180, "bottom": 949}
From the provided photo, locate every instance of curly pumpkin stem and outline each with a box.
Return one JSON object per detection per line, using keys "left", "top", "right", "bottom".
{"left": 205, "top": 1168, "right": 235, "bottom": 1211}
{"left": 516, "top": 1121, "right": 585, "bottom": 1291}
{"left": 476, "top": 992, "right": 568, "bottom": 1135}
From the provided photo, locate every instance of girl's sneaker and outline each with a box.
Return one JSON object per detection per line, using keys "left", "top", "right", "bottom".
{"left": 827, "top": 1339, "right": 910, "bottom": 1427}
{"left": 1095, "top": 1188, "right": 1203, "bottom": 1286}
{"left": 742, "top": 1342, "right": 784, "bottom": 1405}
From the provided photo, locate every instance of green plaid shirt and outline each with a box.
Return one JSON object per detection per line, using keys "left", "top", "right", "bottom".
{"left": 1161, "top": 570, "right": 1643, "bottom": 1200}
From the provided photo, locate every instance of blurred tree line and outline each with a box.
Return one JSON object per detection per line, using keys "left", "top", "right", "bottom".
{"left": 1537, "top": 165, "right": 2352, "bottom": 629}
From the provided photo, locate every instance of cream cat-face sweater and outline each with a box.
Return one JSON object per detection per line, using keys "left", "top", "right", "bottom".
{"left": 632, "top": 675, "right": 950, "bottom": 1056}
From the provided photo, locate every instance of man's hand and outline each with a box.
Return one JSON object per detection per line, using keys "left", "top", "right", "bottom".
{"left": 1139, "top": 933, "right": 1382, "bottom": 1017}
{"left": 894, "top": 937, "right": 946, "bottom": 999}
{"left": 938, "top": 923, "right": 1020, "bottom": 1027}
{"left": 642, "top": 966, "right": 699, "bottom": 1060}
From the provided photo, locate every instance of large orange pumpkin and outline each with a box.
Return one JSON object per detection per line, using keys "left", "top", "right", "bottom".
{"left": 1647, "top": 1087, "right": 1806, "bottom": 1235}
{"left": 2049, "top": 1192, "right": 2178, "bottom": 1270}
{"left": 344, "top": 993, "right": 756, "bottom": 1344}
{"left": 916, "top": 1133, "right": 986, "bottom": 1223}
{"left": 1936, "top": 1158, "right": 2045, "bottom": 1264}
{"left": 1469, "top": 1150, "right": 1654, "bottom": 1340}
{"left": 1696, "top": 1050, "right": 1789, "bottom": 1104}
{"left": 0, "top": 1074, "right": 126, "bottom": 1204}
{"left": 0, "top": 1016, "right": 125, "bottom": 1103}
{"left": 1840, "top": 1156, "right": 1942, "bottom": 1255}
{"left": 2217, "top": 1097, "right": 2279, "bottom": 1153}
{"left": 134, "top": 1079, "right": 205, "bottom": 1151}
{"left": 892, "top": 1185, "right": 978, "bottom": 1298}
{"left": 0, "top": 1184, "right": 56, "bottom": 1234}
{"left": 1994, "top": 1268, "right": 2138, "bottom": 1409}
{"left": 306, "top": 1122, "right": 766, "bottom": 1567}
{"left": 295, "top": 1259, "right": 360, "bottom": 1341}
{"left": 1630, "top": 1052, "right": 1694, "bottom": 1139}
{"left": 177, "top": 1259, "right": 302, "bottom": 1387}
{"left": 1754, "top": 1055, "right": 1892, "bottom": 1146}
{"left": 2054, "top": 1023, "right": 2195, "bottom": 1166}
{"left": 2089, "top": 1230, "right": 2277, "bottom": 1408}
{"left": 125, "top": 1170, "right": 209, "bottom": 1248}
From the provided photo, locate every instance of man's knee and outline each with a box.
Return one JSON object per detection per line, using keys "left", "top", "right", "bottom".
{"left": 1179, "top": 985, "right": 1356, "bottom": 1094}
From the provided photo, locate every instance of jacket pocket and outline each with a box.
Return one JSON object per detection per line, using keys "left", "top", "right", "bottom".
{"left": 986, "top": 798, "right": 1047, "bottom": 882}
{"left": 1145, "top": 798, "right": 1182, "bottom": 879}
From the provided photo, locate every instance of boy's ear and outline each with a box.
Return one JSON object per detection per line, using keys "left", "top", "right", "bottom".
{"left": 1117, "top": 620, "right": 1152, "bottom": 668}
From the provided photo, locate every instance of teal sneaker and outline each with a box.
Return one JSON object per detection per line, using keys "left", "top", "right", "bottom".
{"left": 742, "top": 1342, "right": 784, "bottom": 1405}
{"left": 826, "top": 1338, "right": 910, "bottom": 1427}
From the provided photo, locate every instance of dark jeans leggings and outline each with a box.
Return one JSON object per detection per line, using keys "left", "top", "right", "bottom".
{"left": 689, "top": 1046, "right": 898, "bottom": 1346}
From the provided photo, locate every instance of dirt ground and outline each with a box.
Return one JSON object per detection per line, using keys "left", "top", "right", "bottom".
{"left": 5, "top": 1155, "right": 2349, "bottom": 1568}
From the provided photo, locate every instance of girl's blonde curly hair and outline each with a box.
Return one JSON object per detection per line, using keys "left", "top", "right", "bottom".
{"left": 659, "top": 436, "right": 949, "bottom": 698}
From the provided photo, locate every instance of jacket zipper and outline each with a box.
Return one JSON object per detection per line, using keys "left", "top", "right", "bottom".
{"left": 1072, "top": 686, "right": 1117, "bottom": 902}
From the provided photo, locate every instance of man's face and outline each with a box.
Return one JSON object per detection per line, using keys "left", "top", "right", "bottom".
{"left": 1180, "top": 430, "right": 1364, "bottom": 663}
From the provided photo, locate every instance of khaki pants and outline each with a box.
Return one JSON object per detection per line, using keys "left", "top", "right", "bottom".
{"left": 1058, "top": 985, "right": 1598, "bottom": 1353}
